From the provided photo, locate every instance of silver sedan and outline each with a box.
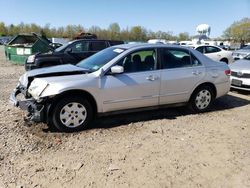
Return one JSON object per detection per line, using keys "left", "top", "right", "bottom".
{"left": 10, "top": 44, "right": 231, "bottom": 132}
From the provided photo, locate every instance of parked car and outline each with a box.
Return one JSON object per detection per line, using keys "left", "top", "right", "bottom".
{"left": 232, "top": 45, "right": 250, "bottom": 60}
{"left": 25, "top": 39, "right": 124, "bottom": 71}
{"left": 229, "top": 54, "right": 250, "bottom": 91}
{"left": 10, "top": 44, "right": 231, "bottom": 132}
{"left": 194, "top": 45, "right": 233, "bottom": 64}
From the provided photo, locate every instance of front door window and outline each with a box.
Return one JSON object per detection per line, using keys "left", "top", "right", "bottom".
{"left": 117, "top": 49, "right": 156, "bottom": 73}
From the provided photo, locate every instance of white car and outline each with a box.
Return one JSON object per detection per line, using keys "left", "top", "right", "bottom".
{"left": 194, "top": 45, "right": 233, "bottom": 64}
{"left": 232, "top": 45, "right": 250, "bottom": 60}
{"left": 229, "top": 54, "right": 250, "bottom": 91}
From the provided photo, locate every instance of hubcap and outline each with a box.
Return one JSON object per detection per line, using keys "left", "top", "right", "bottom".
{"left": 60, "top": 102, "right": 87, "bottom": 128}
{"left": 195, "top": 90, "right": 211, "bottom": 110}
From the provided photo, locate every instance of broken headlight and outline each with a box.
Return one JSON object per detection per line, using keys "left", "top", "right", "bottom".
{"left": 28, "top": 79, "right": 48, "bottom": 100}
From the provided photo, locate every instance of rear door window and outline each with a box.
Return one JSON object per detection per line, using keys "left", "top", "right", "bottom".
{"left": 89, "top": 41, "right": 107, "bottom": 51}
{"left": 205, "top": 46, "right": 221, "bottom": 54}
{"left": 161, "top": 48, "right": 201, "bottom": 69}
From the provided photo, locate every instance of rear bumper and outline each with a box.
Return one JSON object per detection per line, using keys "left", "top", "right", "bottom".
{"left": 9, "top": 88, "right": 46, "bottom": 122}
{"left": 230, "top": 76, "right": 250, "bottom": 91}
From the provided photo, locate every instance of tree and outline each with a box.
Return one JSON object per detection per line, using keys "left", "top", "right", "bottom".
{"left": 42, "top": 23, "right": 52, "bottom": 37}
{"left": 108, "top": 23, "right": 120, "bottom": 40}
{"left": 0, "top": 22, "right": 7, "bottom": 36}
{"left": 57, "top": 26, "right": 65, "bottom": 38}
{"left": 178, "top": 32, "right": 190, "bottom": 41}
{"left": 130, "top": 26, "right": 147, "bottom": 41}
{"left": 8, "top": 24, "right": 20, "bottom": 36}
{"left": 223, "top": 17, "right": 250, "bottom": 43}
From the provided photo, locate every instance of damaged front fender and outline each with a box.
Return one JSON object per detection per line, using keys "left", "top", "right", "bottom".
{"left": 9, "top": 87, "right": 47, "bottom": 122}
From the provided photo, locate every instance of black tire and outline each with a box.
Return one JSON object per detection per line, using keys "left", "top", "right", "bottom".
{"left": 52, "top": 96, "right": 93, "bottom": 132}
{"left": 189, "top": 86, "right": 215, "bottom": 113}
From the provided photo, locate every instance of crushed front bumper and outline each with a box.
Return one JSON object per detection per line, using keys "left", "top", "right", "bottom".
{"left": 9, "top": 88, "right": 46, "bottom": 122}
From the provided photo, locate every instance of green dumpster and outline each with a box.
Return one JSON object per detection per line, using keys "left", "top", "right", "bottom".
{"left": 4, "top": 34, "right": 52, "bottom": 64}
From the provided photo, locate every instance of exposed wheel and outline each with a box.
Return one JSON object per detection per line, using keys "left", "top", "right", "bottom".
{"left": 189, "top": 86, "right": 214, "bottom": 112}
{"left": 52, "top": 96, "right": 93, "bottom": 132}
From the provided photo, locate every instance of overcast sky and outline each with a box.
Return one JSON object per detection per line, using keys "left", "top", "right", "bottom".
{"left": 0, "top": 0, "right": 249, "bottom": 37}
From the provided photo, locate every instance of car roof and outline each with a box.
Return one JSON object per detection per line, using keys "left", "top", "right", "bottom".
{"left": 193, "top": 44, "right": 224, "bottom": 49}
{"left": 70, "top": 39, "right": 123, "bottom": 43}
{"left": 114, "top": 43, "right": 192, "bottom": 50}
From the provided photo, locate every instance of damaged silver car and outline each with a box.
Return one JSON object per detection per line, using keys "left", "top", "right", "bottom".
{"left": 10, "top": 44, "right": 231, "bottom": 132}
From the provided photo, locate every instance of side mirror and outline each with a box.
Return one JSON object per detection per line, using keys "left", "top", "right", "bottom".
{"left": 111, "top": 65, "right": 124, "bottom": 74}
{"left": 65, "top": 48, "right": 72, "bottom": 53}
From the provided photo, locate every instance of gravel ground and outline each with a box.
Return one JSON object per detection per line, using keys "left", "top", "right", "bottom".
{"left": 0, "top": 46, "right": 249, "bottom": 188}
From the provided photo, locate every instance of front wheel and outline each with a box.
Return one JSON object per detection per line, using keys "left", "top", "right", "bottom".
{"left": 189, "top": 86, "right": 214, "bottom": 113}
{"left": 52, "top": 96, "right": 93, "bottom": 132}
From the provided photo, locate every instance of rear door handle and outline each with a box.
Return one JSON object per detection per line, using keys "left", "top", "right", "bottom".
{"left": 146, "top": 75, "right": 159, "bottom": 81}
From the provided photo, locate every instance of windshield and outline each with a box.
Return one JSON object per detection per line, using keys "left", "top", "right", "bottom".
{"left": 77, "top": 47, "right": 126, "bottom": 71}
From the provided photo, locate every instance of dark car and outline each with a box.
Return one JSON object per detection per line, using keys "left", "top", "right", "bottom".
{"left": 25, "top": 39, "right": 124, "bottom": 71}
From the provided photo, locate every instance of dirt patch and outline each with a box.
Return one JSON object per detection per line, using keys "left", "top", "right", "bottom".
{"left": 0, "top": 46, "right": 249, "bottom": 188}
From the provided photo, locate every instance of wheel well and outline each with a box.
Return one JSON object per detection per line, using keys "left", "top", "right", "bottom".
{"left": 220, "top": 58, "right": 228, "bottom": 64}
{"left": 190, "top": 82, "right": 217, "bottom": 100}
{"left": 47, "top": 90, "right": 97, "bottom": 121}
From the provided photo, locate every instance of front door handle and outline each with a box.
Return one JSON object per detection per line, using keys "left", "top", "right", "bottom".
{"left": 146, "top": 75, "right": 159, "bottom": 81}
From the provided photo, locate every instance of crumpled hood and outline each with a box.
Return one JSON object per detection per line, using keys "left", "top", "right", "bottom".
{"left": 19, "top": 64, "right": 88, "bottom": 87}
{"left": 229, "top": 60, "right": 250, "bottom": 71}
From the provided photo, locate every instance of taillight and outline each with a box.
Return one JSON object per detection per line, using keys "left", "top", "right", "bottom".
{"left": 225, "top": 69, "right": 231, "bottom": 76}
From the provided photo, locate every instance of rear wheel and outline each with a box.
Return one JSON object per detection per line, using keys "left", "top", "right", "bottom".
{"left": 52, "top": 96, "right": 93, "bottom": 132}
{"left": 220, "top": 58, "right": 228, "bottom": 64}
{"left": 189, "top": 86, "right": 214, "bottom": 112}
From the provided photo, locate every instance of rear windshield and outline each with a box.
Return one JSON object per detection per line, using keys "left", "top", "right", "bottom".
{"left": 77, "top": 47, "right": 126, "bottom": 72}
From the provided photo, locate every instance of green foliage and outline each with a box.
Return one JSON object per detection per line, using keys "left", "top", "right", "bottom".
{"left": 178, "top": 32, "right": 190, "bottom": 41}
{"left": 223, "top": 17, "right": 250, "bottom": 42}
{"left": 0, "top": 22, "right": 7, "bottom": 36}
{"left": 108, "top": 23, "right": 121, "bottom": 40}
{"left": 1, "top": 18, "right": 249, "bottom": 42}
{"left": 0, "top": 22, "right": 190, "bottom": 41}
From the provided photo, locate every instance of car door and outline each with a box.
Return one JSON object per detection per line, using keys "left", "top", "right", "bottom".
{"left": 204, "top": 46, "right": 222, "bottom": 61}
{"left": 64, "top": 41, "right": 90, "bottom": 64}
{"left": 100, "top": 48, "right": 161, "bottom": 112}
{"left": 159, "top": 48, "right": 206, "bottom": 104}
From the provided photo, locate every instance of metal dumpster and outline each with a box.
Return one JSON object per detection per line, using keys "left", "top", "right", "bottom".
{"left": 4, "top": 34, "right": 52, "bottom": 64}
